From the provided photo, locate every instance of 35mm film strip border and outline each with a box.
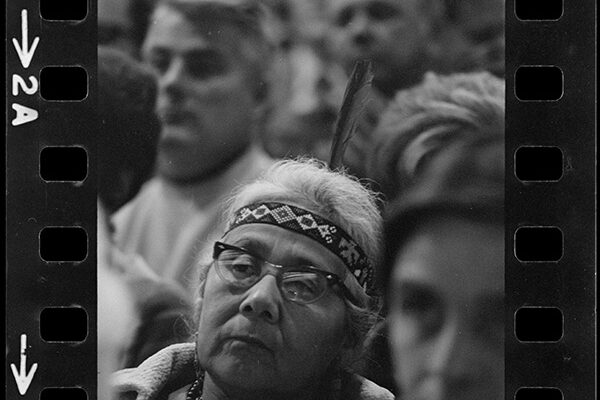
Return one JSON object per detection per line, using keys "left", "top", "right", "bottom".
{"left": 506, "top": 1, "right": 596, "bottom": 400}
{"left": 6, "top": 0, "right": 97, "bottom": 399}
{"left": 5, "top": 0, "right": 596, "bottom": 399}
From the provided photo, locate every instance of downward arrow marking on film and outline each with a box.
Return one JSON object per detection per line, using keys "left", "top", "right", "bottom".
{"left": 12, "top": 9, "right": 40, "bottom": 69}
{"left": 10, "top": 334, "right": 38, "bottom": 395}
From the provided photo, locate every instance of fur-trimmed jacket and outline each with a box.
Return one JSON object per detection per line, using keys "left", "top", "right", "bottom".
{"left": 112, "top": 343, "right": 394, "bottom": 400}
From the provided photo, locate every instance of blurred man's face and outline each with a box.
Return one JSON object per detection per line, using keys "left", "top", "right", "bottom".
{"left": 444, "top": 0, "right": 505, "bottom": 75}
{"left": 388, "top": 217, "right": 504, "bottom": 400}
{"left": 327, "top": 0, "right": 432, "bottom": 86}
{"left": 454, "top": 0, "right": 504, "bottom": 41}
{"left": 264, "top": 43, "right": 345, "bottom": 159}
{"left": 143, "top": 6, "right": 258, "bottom": 182}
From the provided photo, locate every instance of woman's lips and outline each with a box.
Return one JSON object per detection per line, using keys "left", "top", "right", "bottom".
{"left": 224, "top": 335, "right": 273, "bottom": 353}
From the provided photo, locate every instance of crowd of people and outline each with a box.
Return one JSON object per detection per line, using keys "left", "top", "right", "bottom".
{"left": 96, "top": 1, "right": 505, "bottom": 400}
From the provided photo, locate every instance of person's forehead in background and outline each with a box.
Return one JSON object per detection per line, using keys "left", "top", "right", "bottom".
{"left": 99, "top": 0, "right": 131, "bottom": 27}
{"left": 451, "top": 0, "right": 504, "bottom": 36}
{"left": 142, "top": 5, "right": 243, "bottom": 64}
{"left": 327, "top": 0, "right": 417, "bottom": 15}
{"left": 98, "top": 0, "right": 135, "bottom": 52}
{"left": 391, "top": 217, "right": 504, "bottom": 301}
{"left": 326, "top": 0, "right": 425, "bottom": 34}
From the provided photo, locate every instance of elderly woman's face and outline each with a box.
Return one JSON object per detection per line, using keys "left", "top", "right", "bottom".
{"left": 387, "top": 217, "right": 504, "bottom": 400}
{"left": 196, "top": 223, "right": 348, "bottom": 395}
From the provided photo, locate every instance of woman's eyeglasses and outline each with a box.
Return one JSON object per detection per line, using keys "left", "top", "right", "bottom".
{"left": 212, "top": 241, "right": 354, "bottom": 304}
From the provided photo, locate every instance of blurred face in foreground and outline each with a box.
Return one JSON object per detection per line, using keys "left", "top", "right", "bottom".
{"left": 388, "top": 216, "right": 504, "bottom": 400}
{"left": 142, "top": 5, "right": 257, "bottom": 182}
{"left": 196, "top": 223, "right": 348, "bottom": 398}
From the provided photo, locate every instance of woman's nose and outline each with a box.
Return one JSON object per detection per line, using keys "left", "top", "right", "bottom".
{"left": 239, "top": 275, "right": 282, "bottom": 323}
{"left": 348, "top": 10, "right": 370, "bottom": 33}
{"left": 428, "top": 318, "right": 474, "bottom": 376}
{"left": 348, "top": 12, "right": 373, "bottom": 44}
{"left": 421, "top": 318, "right": 487, "bottom": 400}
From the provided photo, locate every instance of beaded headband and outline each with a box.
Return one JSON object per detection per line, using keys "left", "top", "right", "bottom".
{"left": 226, "top": 202, "right": 373, "bottom": 291}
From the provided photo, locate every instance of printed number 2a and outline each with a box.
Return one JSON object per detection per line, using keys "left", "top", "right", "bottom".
{"left": 12, "top": 75, "right": 39, "bottom": 126}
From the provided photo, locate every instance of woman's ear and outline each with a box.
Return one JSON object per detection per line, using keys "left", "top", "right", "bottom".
{"left": 191, "top": 278, "right": 207, "bottom": 328}
{"left": 191, "top": 296, "right": 203, "bottom": 330}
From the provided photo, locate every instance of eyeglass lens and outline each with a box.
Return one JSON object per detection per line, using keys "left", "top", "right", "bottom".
{"left": 216, "top": 247, "right": 329, "bottom": 303}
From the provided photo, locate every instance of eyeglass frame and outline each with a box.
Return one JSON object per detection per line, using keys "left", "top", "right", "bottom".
{"left": 212, "top": 241, "right": 357, "bottom": 304}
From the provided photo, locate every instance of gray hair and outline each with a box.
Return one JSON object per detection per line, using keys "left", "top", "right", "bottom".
{"left": 223, "top": 159, "right": 382, "bottom": 264}
{"left": 367, "top": 71, "right": 504, "bottom": 200}
{"left": 195, "top": 158, "right": 383, "bottom": 366}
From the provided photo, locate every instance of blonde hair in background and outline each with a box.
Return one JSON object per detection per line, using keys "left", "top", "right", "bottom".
{"left": 368, "top": 71, "right": 505, "bottom": 200}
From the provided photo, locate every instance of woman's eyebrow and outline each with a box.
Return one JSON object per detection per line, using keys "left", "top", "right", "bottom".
{"left": 230, "top": 238, "right": 268, "bottom": 255}
{"left": 288, "top": 256, "right": 320, "bottom": 268}
{"left": 227, "top": 236, "right": 328, "bottom": 268}
{"left": 393, "top": 280, "right": 435, "bottom": 296}
{"left": 184, "top": 48, "right": 224, "bottom": 62}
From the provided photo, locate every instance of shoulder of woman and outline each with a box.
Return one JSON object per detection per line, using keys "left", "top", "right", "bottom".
{"left": 343, "top": 373, "right": 395, "bottom": 400}
{"left": 166, "top": 384, "right": 192, "bottom": 400}
{"left": 112, "top": 343, "right": 196, "bottom": 400}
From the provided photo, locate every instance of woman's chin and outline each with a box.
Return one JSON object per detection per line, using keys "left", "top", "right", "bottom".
{"left": 209, "top": 355, "right": 278, "bottom": 390}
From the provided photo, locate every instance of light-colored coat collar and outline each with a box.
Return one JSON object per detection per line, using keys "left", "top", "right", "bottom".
{"left": 112, "top": 343, "right": 394, "bottom": 400}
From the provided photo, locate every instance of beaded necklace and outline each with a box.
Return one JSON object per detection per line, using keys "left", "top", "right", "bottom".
{"left": 186, "top": 376, "right": 203, "bottom": 400}
{"left": 184, "top": 370, "right": 344, "bottom": 400}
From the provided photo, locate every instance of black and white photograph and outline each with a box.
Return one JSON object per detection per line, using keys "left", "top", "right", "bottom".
{"left": 5, "top": 1, "right": 596, "bottom": 400}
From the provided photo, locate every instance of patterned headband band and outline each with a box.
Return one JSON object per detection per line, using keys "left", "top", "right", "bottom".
{"left": 226, "top": 202, "right": 374, "bottom": 291}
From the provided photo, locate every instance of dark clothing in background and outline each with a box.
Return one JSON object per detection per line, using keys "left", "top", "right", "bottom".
{"left": 124, "top": 277, "right": 192, "bottom": 368}
{"left": 356, "top": 320, "right": 397, "bottom": 396}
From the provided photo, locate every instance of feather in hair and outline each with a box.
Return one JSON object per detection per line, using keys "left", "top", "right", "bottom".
{"left": 329, "top": 59, "right": 374, "bottom": 170}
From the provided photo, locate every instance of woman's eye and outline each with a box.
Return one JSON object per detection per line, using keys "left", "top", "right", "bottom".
{"left": 284, "top": 281, "right": 314, "bottom": 297}
{"left": 147, "top": 55, "right": 170, "bottom": 74}
{"left": 336, "top": 8, "right": 355, "bottom": 27}
{"left": 283, "top": 274, "right": 321, "bottom": 299}
{"left": 186, "top": 52, "right": 227, "bottom": 79}
{"left": 401, "top": 292, "right": 436, "bottom": 314}
{"left": 219, "top": 250, "right": 261, "bottom": 279}
{"left": 230, "top": 258, "right": 260, "bottom": 277}
{"left": 392, "top": 289, "right": 443, "bottom": 337}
